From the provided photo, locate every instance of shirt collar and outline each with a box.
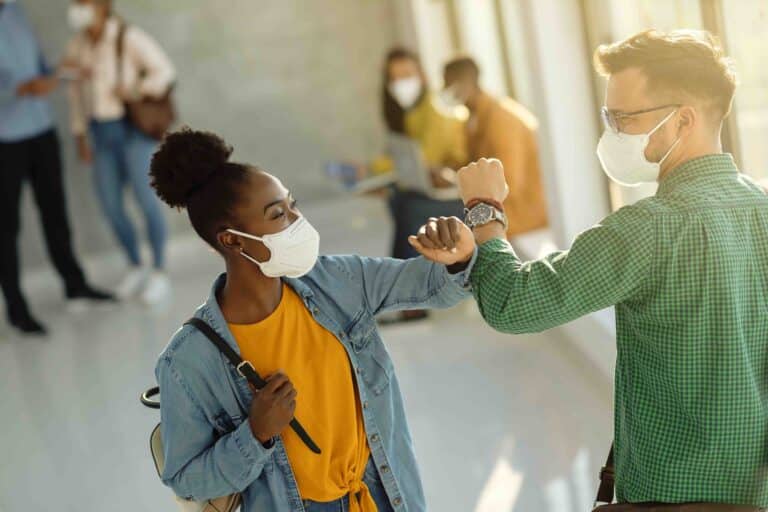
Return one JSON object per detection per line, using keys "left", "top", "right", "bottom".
{"left": 200, "top": 272, "right": 315, "bottom": 351}
{"left": 656, "top": 153, "right": 737, "bottom": 197}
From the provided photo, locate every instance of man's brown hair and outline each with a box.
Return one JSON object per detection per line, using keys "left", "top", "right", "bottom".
{"left": 594, "top": 29, "right": 737, "bottom": 120}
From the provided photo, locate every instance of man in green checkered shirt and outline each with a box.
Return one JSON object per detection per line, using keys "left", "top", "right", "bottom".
{"left": 409, "top": 30, "right": 768, "bottom": 507}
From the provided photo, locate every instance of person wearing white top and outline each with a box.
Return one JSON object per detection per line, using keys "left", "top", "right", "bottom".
{"left": 63, "top": 0, "right": 174, "bottom": 305}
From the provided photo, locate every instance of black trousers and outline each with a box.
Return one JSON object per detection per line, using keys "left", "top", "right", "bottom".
{"left": 0, "top": 129, "right": 86, "bottom": 318}
{"left": 387, "top": 187, "right": 465, "bottom": 259}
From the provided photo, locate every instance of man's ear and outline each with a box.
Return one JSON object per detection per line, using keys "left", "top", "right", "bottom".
{"left": 677, "top": 105, "right": 697, "bottom": 138}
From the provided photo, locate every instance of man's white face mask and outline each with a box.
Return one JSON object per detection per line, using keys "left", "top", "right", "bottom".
{"left": 597, "top": 108, "right": 681, "bottom": 187}
{"left": 440, "top": 84, "right": 465, "bottom": 108}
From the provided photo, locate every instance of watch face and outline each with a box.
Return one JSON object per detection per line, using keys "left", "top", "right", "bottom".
{"left": 468, "top": 204, "right": 492, "bottom": 225}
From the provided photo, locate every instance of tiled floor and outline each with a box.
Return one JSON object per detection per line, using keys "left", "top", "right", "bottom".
{"left": 0, "top": 198, "right": 612, "bottom": 512}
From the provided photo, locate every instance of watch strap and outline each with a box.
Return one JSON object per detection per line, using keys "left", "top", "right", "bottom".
{"left": 465, "top": 197, "right": 505, "bottom": 212}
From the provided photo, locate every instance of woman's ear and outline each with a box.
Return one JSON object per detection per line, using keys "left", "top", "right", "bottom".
{"left": 217, "top": 231, "right": 241, "bottom": 253}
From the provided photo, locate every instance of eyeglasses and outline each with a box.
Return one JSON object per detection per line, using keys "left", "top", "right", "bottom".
{"left": 600, "top": 104, "right": 681, "bottom": 134}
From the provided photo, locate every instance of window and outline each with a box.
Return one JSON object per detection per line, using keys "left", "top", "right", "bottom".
{"left": 719, "top": 0, "right": 768, "bottom": 180}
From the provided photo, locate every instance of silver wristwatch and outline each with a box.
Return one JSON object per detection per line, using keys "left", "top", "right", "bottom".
{"left": 465, "top": 203, "right": 508, "bottom": 229}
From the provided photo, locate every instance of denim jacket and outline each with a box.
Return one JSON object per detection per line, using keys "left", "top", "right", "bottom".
{"left": 155, "top": 252, "right": 477, "bottom": 512}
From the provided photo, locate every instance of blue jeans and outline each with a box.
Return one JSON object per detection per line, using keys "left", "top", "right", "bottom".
{"left": 302, "top": 457, "right": 395, "bottom": 512}
{"left": 89, "top": 118, "right": 166, "bottom": 268}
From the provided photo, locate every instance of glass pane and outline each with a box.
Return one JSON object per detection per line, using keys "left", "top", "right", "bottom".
{"left": 618, "top": 0, "right": 703, "bottom": 36}
{"left": 497, "top": 0, "right": 536, "bottom": 110}
{"left": 410, "top": 0, "right": 459, "bottom": 89}
{"left": 453, "top": 0, "right": 509, "bottom": 98}
{"left": 721, "top": 0, "right": 768, "bottom": 180}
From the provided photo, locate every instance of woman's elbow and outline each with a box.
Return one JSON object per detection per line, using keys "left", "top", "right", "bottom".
{"left": 162, "top": 472, "right": 195, "bottom": 501}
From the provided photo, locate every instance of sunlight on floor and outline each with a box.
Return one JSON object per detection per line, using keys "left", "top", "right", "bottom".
{"left": 474, "top": 456, "right": 524, "bottom": 512}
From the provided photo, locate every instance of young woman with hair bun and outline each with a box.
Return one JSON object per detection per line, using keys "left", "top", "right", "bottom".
{"left": 151, "top": 127, "right": 477, "bottom": 512}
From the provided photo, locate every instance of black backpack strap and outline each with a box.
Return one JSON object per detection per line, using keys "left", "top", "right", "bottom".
{"left": 595, "top": 443, "right": 615, "bottom": 506}
{"left": 184, "top": 317, "right": 321, "bottom": 455}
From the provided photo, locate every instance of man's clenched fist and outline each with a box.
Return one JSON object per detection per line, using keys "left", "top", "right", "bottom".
{"left": 457, "top": 157, "right": 509, "bottom": 206}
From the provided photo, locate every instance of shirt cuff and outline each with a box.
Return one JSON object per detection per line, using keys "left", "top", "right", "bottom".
{"left": 232, "top": 418, "right": 275, "bottom": 465}
{"left": 446, "top": 246, "right": 479, "bottom": 289}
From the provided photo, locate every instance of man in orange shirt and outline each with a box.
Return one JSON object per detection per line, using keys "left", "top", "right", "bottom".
{"left": 443, "top": 56, "right": 548, "bottom": 237}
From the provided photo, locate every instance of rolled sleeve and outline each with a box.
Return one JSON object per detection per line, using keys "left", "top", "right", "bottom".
{"left": 156, "top": 356, "right": 272, "bottom": 500}
{"left": 446, "top": 246, "right": 478, "bottom": 290}
{"left": 231, "top": 417, "right": 275, "bottom": 465}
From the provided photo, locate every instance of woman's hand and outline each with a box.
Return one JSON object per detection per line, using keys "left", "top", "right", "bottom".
{"left": 408, "top": 216, "right": 475, "bottom": 266}
{"left": 248, "top": 371, "right": 297, "bottom": 444}
{"left": 429, "top": 167, "right": 457, "bottom": 189}
{"left": 76, "top": 135, "right": 93, "bottom": 164}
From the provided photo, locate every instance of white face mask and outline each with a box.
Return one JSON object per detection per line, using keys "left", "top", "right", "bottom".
{"left": 226, "top": 216, "right": 320, "bottom": 278}
{"left": 439, "top": 85, "right": 464, "bottom": 108}
{"left": 596, "top": 109, "right": 681, "bottom": 187}
{"left": 68, "top": 4, "right": 95, "bottom": 31}
{"left": 388, "top": 77, "right": 422, "bottom": 110}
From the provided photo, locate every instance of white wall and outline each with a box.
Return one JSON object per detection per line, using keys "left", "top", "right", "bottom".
{"left": 452, "top": 0, "right": 509, "bottom": 97}
{"left": 20, "top": 0, "right": 402, "bottom": 267}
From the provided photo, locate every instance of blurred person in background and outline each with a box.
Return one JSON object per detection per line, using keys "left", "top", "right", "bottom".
{"left": 375, "top": 47, "right": 468, "bottom": 322}
{"left": 426, "top": 30, "right": 768, "bottom": 508}
{"left": 0, "top": 0, "right": 113, "bottom": 336}
{"left": 63, "top": 0, "right": 174, "bottom": 305}
{"left": 150, "top": 127, "right": 476, "bottom": 512}
{"left": 443, "top": 56, "right": 548, "bottom": 239}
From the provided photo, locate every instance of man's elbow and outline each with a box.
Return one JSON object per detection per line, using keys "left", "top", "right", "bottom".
{"left": 478, "top": 301, "right": 536, "bottom": 335}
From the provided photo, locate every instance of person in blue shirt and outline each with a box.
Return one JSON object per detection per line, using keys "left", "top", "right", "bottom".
{"left": 0, "top": 0, "right": 113, "bottom": 335}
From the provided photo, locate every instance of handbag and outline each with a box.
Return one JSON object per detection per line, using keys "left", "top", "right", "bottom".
{"left": 115, "top": 21, "right": 176, "bottom": 140}
{"left": 141, "top": 317, "right": 322, "bottom": 512}
{"left": 592, "top": 444, "right": 766, "bottom": 511}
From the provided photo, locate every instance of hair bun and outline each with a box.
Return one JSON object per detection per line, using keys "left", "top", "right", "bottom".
{"left": 149, "top": 126, "right": 233, "bottom": 209}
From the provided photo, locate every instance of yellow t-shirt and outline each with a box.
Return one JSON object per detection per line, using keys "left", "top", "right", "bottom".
{"left": 228, "top": 285, "right": 375, "bottom": 511}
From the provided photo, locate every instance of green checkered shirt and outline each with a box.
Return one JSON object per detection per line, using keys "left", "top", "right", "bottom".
{"left": 471, "top": 154, "right": 768, "bottom": 506}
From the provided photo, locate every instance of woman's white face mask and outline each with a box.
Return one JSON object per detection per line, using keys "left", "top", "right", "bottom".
{"left": 388, "top": 76, "right": 422, "bottom": 110}
{"left": 226, "top": 216, "right": 320, "bottom": 278}
{"left": 596, "top": 109, "right": 681, "bottom": 187}
{"left": 68, "top": 3, "right": 96, "bottom": 31}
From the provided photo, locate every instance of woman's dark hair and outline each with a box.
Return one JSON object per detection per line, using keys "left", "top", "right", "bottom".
{"left": 150, "top": 127, "right": 252, "bottom": 249}
{"left": 381, "top": 47, "right": 428, "bottom": 134}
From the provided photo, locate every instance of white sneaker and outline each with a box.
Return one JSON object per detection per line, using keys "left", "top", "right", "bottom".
{"left": 141, "top": 272, "right": 172, "bottom": 306}
{"left": 116, "top": 267, "right": 150, "bottom": 300}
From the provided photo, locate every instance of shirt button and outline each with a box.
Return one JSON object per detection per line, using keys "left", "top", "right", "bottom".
{"left": 370, "top": 434, "right": 379, "bottom": 442}
{"left": 381, "top": 465, "right": 390, "bottom": 474}
{"left": 356, "top": 367, "right": 362, "bottom": 375}
{"left": 393, "top": 497, "right": 402, "bottom": 506}
{"left": 363, "top": 401, "right": 369, "bottom": 409}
